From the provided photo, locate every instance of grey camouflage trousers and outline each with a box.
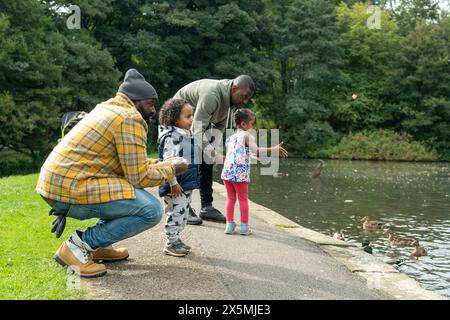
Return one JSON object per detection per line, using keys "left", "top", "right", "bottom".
{"left": 164, "top": 190, "right": 192, "bottom": 245}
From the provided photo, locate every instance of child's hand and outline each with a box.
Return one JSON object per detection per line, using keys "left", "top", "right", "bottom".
{"left": 214, "top": 152, "right": 225, "bottom": 164}
{"left": 272, "top": 141, "right": 289, "bottom": 158}
{"left": 171, "top": 184, "right": 184, "bottom": 198}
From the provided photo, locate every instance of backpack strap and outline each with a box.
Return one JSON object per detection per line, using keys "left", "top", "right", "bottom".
{"left": 158, "top": 127, "right": 184, "bottom": 161}
{"left": 158, "top": 134, "right": 170, "bottom": 162}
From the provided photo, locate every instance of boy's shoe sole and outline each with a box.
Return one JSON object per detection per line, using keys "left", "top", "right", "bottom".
{"left": 163, "top": 248, "right": 188, "bottom": 257}
{"left": 54, "top": 254, "right": 107, "bottom": 278}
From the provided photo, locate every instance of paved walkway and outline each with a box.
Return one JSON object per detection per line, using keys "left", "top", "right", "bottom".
{"left": 84, "top": 184, "right": 389, "bottom": 300}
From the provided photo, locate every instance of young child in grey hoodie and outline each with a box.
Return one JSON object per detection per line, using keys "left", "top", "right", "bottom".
{"left": 158, "top": 99, "right": 201, "bottom": 257}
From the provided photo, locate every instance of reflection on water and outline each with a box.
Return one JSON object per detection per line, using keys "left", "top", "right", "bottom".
{"left": 215, "top": 159, "right": 450, "bottom": 297}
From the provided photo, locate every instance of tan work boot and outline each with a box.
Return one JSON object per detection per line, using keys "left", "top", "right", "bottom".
{"left": 93, "top": 246, "right": 129, "bottom": 262}
{"left": 54, "top": 230, "right": 107, "bottom": 278}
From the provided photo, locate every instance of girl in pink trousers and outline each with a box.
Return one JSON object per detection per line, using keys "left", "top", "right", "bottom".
{"left": 220, "top": 109, "right": 288, "bottom": 235}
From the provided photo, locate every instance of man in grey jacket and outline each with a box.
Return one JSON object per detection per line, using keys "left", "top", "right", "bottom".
{"left": 173, "top": 75, "right": 255, "bottom": 224}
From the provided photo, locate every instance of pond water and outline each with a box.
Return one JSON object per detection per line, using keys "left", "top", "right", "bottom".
{"left": 215, "top": 159, "right": 450, "bottom": 297}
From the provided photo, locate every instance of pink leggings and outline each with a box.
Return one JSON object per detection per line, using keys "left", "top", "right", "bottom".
{"left": 224, "top": 180, "right": 249, "bottom": 224}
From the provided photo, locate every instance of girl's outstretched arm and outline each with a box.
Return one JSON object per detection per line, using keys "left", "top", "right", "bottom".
{"left": 244, "top": 134, "right": 288, "bottom": 158}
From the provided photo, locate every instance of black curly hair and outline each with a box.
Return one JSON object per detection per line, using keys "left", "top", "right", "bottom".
{"left": 159, "top": 98, "right": 189, "bottom": 127}
{"left": 233, "top": 108, "right": 255, "bottom": 128}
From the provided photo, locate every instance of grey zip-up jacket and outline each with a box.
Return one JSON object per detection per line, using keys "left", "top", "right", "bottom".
{"left": 174, "top": 79, "right": 233, "bottom": 157}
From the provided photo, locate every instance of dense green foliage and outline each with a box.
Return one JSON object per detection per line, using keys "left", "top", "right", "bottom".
{"left": 322, "top": 129, "right": 439, "bottom": 161}
{"left": 0, "top": 1, "right": 120, "bottom": 160}
{"left": 0, "top": 151, "right": 42, "bottom": 177}
{"left": 1, "top": 0, "right": 449, "bottom": 169}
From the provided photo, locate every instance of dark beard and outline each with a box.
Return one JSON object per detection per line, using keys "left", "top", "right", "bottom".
{"left": 136, "top": 102, "right": 153, "bottom": 126}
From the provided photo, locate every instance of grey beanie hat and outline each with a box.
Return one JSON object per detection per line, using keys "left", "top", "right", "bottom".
{"left": 118, "top": 68, "right": 158, "bottom": 100}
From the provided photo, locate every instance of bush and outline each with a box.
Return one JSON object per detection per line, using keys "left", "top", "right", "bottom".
{"left": 0, "top": 152, "right": 41, "bottom": 177}
{"left": 322, "top": 129, "right": 440, "bottom": 161}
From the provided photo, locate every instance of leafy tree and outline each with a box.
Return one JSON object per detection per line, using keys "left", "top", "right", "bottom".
{"left": 0, "top": 1, "right": 120, "bottom": 160}
{"left": 264, "top": 0, "right": 346, "bottom": 155}
{"left": 333, "top": 3, "right": 401, "bottom": 132}
{"left": 382, "top": 0, "right": 441, "bottom": 31}
{"left": 75, "top": 0, "right": 272, "bottom": 100}
{"left": 387, "top": 17, "right": 450, "bottom": 156}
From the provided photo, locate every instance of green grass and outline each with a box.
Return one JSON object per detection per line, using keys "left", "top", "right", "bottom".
{"left": 0, "top": 174, "right": 97, "bottom": 299}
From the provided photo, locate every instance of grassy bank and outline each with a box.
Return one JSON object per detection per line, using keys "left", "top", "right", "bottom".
{"left": 0, "top": 174, "right": 95, "bottom": 299}
{"left": 313, "top": 129, "right": 440, "bottom": 161}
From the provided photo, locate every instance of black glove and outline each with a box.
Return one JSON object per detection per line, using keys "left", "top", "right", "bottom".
{"left": 49, "top": 209, "right": 67, "bottom": 238}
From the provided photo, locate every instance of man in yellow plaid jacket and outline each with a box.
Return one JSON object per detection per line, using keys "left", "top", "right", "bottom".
{"left": 36, "top": 69, "right": 188, "bottom": 278}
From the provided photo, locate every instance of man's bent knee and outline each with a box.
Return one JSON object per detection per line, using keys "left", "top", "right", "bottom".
{"left": 134, "top": 189, "right": 164, "bottom": 228}
{"left": 140, "top": 201, "right": 163, "bottom": 228}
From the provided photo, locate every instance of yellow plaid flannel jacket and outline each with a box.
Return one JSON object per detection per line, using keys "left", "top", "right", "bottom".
{"left": 36, "top": 92, "right": 175, "bottom": 204}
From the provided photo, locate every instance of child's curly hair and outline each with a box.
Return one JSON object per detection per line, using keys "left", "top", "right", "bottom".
{"left": 159, "top": 98, "right": 189, "bottom": 127}
{"left": 233, "top": 108, "right": 255, "bottom": 128}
